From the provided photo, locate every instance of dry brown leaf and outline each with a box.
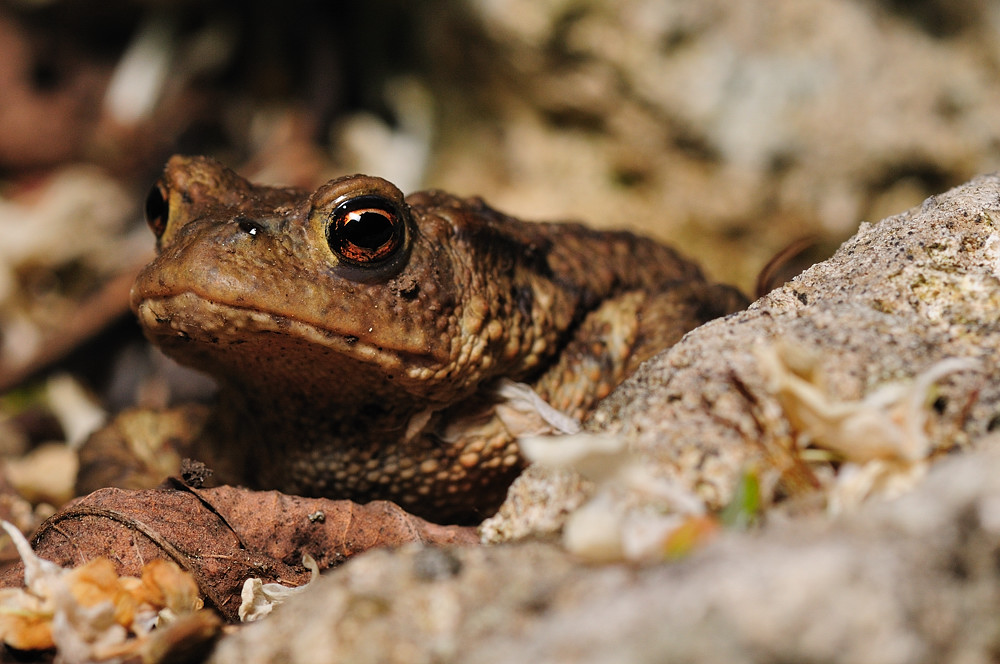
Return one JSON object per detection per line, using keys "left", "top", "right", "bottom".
{"left": 2, "top": 484, "right": 478, "bottom": 622}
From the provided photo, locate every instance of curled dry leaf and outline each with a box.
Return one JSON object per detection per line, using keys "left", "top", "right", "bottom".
{"left": 1, "top": 484, "right": 478, "bottom": 622}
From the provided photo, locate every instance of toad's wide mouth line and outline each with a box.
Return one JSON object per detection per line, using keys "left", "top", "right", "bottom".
{"left": 133, "top": 291, "right": 444, "bottom": 373}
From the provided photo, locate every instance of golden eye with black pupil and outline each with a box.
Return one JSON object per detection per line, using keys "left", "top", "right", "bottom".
{"left": 326, "top": 195, "right": 405, "bottom": 265}
{"left": 144, "top": 182, "right": 169, "bottom": 239}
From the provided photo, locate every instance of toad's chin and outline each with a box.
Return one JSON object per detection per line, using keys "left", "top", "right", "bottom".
{"left": 132, "top": 292, "right": 447, "bottom": 394}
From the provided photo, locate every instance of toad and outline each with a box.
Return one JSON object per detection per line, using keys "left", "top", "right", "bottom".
{"left": 119, "top": 156, "right": 746, "bottom": 523}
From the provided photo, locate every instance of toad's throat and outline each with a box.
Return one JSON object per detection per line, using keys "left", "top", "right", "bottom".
{"left": 134, "top": 292, "right": 443, "bottom": 381}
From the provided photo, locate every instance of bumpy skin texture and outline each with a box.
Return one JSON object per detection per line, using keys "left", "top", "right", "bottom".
{"left": 132, "top": 156, "right": 746, "bottom": 523}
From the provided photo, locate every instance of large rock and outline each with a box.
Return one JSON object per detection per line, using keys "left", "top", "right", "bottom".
{"left": 207, "top": 175, "right": 1000, "bottom": 662}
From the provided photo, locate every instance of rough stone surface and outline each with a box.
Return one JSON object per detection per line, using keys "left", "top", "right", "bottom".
{"left": 596, "top": 173, "right": 1000, "bottom": 497}
{"left": 207, "top": 173, "right": 1000, "bottom": 663}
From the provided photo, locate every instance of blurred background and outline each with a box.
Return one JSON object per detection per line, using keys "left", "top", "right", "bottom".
{"left": 1, "top": 0, "right": 999, "bottom": 530}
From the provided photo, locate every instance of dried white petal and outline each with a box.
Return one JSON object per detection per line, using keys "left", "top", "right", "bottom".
{"left": 521, "top": 434, "right": 710, "bottom": 561}
{"left": 49, "top": 593, "right": 127, "bottom": 664}
{"left": 238, "top": 555, "right": 319, "bottom": 623}
{"left": 828, "top": 460, "right": 929, "bottom": 515}
{"left": 519, "top": 432, "right": 625, "bottom": 482}
{"left": 1, "top": 521, "right": 64, "bottom": 593}
{"left": 620, "top": 511, "right": 688, "bottom": 562}
{"left": 757, "top": 344, "right": 978, "bottom": 463}
{"left": 495, "top": 379, "right": 582, "bottom": 436}
{"left": 562, "top": 493, "right": 626, "bottom": 562}
{"left": 2, "top": 522, "right": 131, "bottom": 662}
{"left": 46, "top": 374, "right": 107, "bottom": 450}
{"left": 104, "top": 13, "right": 176, "bottom": 124}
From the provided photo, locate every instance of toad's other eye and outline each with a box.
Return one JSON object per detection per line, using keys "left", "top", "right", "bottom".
{"left": 327, "top": 195, "right": 405, "bottom": 265}
{"left": 144, "top": 182, "right": 169, "bottom": 239}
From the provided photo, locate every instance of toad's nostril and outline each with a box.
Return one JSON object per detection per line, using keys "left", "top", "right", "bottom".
{"left": 236, "top": 217, "right": 264, "bottom": 237}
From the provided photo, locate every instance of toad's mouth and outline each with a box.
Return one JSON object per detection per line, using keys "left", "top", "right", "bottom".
{"left": 134, "top": 292, "right": 443, "bottom": 388}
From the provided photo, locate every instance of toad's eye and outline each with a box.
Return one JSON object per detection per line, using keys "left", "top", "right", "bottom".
{"left": 327, "top": 195, "right": 405, "bottom": 265}
{"left": 144, "top": 182, "right": 169, "bottom": 239}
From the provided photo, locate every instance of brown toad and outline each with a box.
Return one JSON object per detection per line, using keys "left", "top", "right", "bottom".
{"left": 127, "top": 156, "right": 745, "bottom": 523}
